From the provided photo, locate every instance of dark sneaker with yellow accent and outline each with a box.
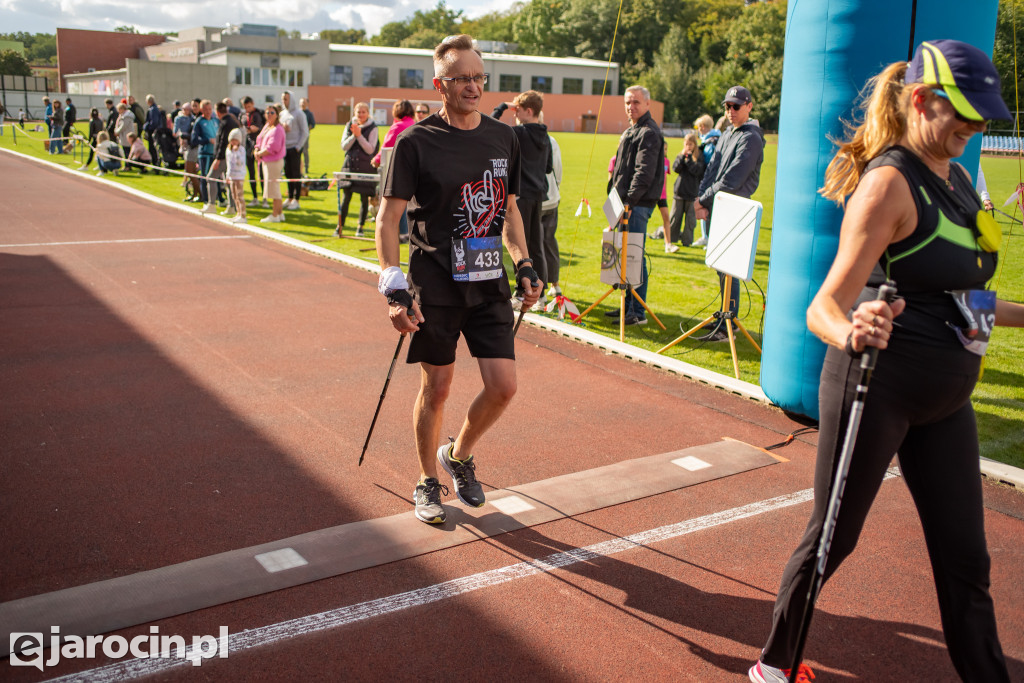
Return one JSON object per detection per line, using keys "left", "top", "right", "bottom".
{"left": 413, "top": 477, "right": 448, "bottom": 524}
{"left": 437, "top": 438, "right": 485, "bottom": 507}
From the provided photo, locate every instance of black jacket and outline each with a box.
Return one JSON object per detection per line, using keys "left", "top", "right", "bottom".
{"left": 105, "top": 107, "right": 118, "bottom": 137}
{"left": 672, "top": 149, "right": 706, "bottom": 200}
{"left": 610, "top": 111, "right": 665, "bottom": 208}
{"left": 213, "top": 113, "right": 241, "bottom": 161}
{"left": 491, "top": 104, "right": 552, "bottom": 202}
{"left": 697, "top": 121, "right": 765, "bottom": 210}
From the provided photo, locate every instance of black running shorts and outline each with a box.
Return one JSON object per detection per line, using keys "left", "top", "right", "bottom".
{"left": 407, "top": 300, "right": 515, "bottom": 365}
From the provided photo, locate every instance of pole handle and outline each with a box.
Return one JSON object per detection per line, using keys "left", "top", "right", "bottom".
{"left": 860, "top": 281, "right": 898, "bottom": 371}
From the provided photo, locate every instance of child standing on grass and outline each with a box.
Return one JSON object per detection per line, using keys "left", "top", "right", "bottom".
{"left": 226, "top": 128, "right": 247, "bottom": 224}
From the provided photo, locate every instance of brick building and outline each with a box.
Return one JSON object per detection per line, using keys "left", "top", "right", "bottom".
{"left": 56, "top": 29, "right": 166, "bottom": 91}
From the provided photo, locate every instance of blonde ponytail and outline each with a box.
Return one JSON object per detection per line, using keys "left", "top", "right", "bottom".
{"left": 821, "top": 61, "right": 914, "bottom": 207}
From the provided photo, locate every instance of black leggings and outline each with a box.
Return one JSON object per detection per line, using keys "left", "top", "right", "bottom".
{"left": 761, "top": 342, "right": 1008, "bottom": 681}
{"left": 340, "top": 189, "right": 370, "bottom": 227}
{"left": 284, "top": 147, "right": 302, "bottom": 201}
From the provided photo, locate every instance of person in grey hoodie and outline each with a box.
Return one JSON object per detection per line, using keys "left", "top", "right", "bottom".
{"left": 279, "top": 90, "right": 309, "bottom": 210}
{"left": 694, "top": 85, "right": 765, "bottom": 339}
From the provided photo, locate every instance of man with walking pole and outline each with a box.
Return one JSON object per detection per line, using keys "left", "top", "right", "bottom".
{"left": 374, "top": 34, "right": 541, "bottom": 525}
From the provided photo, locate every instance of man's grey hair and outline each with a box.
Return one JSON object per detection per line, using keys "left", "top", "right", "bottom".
{"left": 625, "top": 85, "right": 650, "bottom": 100}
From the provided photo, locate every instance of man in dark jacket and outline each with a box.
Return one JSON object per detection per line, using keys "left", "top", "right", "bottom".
{"left": 104, "top": 98, "right": 118, "bottom": 138}
{"left": 128, "top": 95, "right": 145, "bottom": 137}
{"left": 492, "top": 90, "right": 552, "bottom": 311}
{"left": 62, "top": 98, "right": 76, "bottom": 145}
{"left": 608, "top": 85, "right": 665, "bottom": 326}
{"left": 143, "top": 94, "right": 163, "bottom": 166}
{"left": 209, "top": 100, "right": 241, "bottom": 212}
{"left": 694, "top": 85, "right": 765, "bottom": 339}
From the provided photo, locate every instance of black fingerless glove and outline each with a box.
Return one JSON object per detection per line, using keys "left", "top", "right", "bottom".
{"left": 385, "top": 289, "right": 414, "bottom": 313}
{"left": 516, "top": 265, "right": 540, "bottom": 288}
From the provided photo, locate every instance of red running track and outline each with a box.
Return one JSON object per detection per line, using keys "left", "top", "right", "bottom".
{"left": 2, "top": 150, "right": 1023, "bottom": 681}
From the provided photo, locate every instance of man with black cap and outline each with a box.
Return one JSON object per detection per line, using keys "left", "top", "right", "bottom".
{"left": 694, "top": 85, "right": 765, "bottom": 340}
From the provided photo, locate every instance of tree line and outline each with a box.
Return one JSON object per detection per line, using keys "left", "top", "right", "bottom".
{"left": 3, "top": 0, "right": 1021, "bottom": 131}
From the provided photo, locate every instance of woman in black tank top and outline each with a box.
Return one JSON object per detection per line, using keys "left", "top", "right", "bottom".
{"left": 749, "top": 41, "right": 1023, "bottom": 683}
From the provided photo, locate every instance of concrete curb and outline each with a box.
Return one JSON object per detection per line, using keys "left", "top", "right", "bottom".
{"left": 4, "top": 145, "right": 1022, "bottom": 492}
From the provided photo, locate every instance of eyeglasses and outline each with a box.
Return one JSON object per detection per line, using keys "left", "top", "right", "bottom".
{"left": 437, "top": 74, "right": 489, "bottom": 86}
{"left": 724, "top": 103, "right": 746, "bottom": 111}
{"left": 930, "top": 89, "right": 988, "bottom": 125}
{"left": 415, "top": 110, "right": 429, "bottom": 115}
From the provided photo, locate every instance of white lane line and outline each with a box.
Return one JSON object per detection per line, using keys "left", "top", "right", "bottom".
{"left": 47, "top": 471, "right": 899, "bottom": 682}
{"left": 0, "top": 236, "right": 252, "bottom": 248}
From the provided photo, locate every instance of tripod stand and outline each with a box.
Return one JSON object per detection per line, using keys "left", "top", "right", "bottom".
{"left": 655, "top": 273, "right": 761, "bottom": 378}
{"left": 577, "top": 208, "right": 665, "bottom": 341}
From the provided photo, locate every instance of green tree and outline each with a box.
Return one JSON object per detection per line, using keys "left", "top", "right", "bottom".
{"left": 371, "top": 21, "right": 414, "bottom": 47}
{"left": 0, "top": 31, "right": 57, "bottom": 64}
{"left": 320, "top": 29, "right": 368, "bottom": 44}
{"left": 0, "top": 49, "right": 32, "bottom": 76}
{"left": 460, "top": 7, "right": 522, "bottom": 43}
{"left": 113, "top": 25, "right": 138, "bottom": 33}
{"left": 639, "top": 25, "right": 700, "bottom": 124}
{"left": 400, "top": 28, "right": 449, "bottom": 49}
{"left": 993, "top": 0, "right": 1024, "bottom": 130}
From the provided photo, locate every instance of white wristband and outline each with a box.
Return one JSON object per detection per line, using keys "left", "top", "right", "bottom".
{"left": 378, "top": 266, "right": 408, "bottom": 295}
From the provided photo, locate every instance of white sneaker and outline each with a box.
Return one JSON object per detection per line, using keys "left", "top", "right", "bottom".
{"left": 77, "top": 164, "right": 88, "bottom": 171}
{"left": 200, "top": 203, "right": 217, "bottom": 214}
{"left": 546, "top": 285, "right": 562, "bottom": 299}
{"left": 232, "top": 215, "right": 248, "bottom": 224}
{"left": 693, "top": 237, "right": 708, "bottom": 247}
{"left": 665, "top": 243, "right": 679, "bottom": 253}
{"left": 96, "top": 170, "right": 105, "bottom": 177}
{"left": 247, "top": 199, "right": 260, "bottom": 207}
{"left": 651, "top": 227, "right": 665, "bottom": 239}
{"left": 260, "top": 214, "right": 277, "bottom": 223}
{"left": 220, "top": 208, "right": 234, "bottom": 216}
{"left": 260, "top": 200, "right": 269, "bottom": 209}
{"left": 529, "top": 296, "right": 547, "bottom": 313}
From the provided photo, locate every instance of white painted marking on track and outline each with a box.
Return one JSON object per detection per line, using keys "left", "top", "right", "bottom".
{"left": 489, "top": 495, "right": 536, "bottom": 515}
{"left": 45, "top": 470, "right": 900, "bottom": 682}
{"left": 672, "top": 456, "right": 713, "bottom": 471}
{"left": 0, "top": 236, "right": 252, "bottom": 248}
{"left": 254, "top": 548, "right": 308, "bottom": 573}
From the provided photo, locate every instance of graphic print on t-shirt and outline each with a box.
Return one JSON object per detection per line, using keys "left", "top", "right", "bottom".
{"left": 455, "top": 160, "right": 508, "bottom": 238}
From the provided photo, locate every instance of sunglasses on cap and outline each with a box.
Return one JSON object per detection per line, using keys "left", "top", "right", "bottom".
{"left": 930, "top": 89, "right": 988, "bottom": 125}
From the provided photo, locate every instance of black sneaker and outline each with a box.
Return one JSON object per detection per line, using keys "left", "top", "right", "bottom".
{"left": 624, "top": 313, "right": 647, "bottom": 326}
{"left": 437, "top": 438, "right": 485, "bottom": 507}
{"left": 604, "top": 309, "right": 621, "bottom": 318}
{"left": 413, "top": 477, "right": 448, "bottom": 524}
{"left": 695, "top": 324, "right": 732, "bottom": 342}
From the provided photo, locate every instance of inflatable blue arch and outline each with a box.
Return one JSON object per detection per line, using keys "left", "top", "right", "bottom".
{"left": 760, "top": 0, "right": 1000, "bottom": 419}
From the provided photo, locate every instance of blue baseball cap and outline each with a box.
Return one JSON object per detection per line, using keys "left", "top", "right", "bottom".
{"left": 905, "top": 39, "right": 1012, "bottom": 121}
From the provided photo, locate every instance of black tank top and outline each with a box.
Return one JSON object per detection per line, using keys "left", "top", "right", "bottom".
{"left": 861, "top": 146, "right": 996, "bottom": 348}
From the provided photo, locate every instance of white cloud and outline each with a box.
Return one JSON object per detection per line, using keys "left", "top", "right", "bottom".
{"left": 0, "top": 0, "right": 483, "bottom": 37}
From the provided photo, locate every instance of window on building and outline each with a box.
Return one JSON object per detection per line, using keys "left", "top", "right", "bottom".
{"left": 399, "top": 68, "right": 424, "bottom": 89}
{"left": 498, "top": 74, "right": 521, "bottom": 93}
{"left": 563, "top": 77, "right": 583, "bottom": 95}
{"left": 243, "top": 68, "right": 252, "bottom": 85}
{"left": 235, "top": 67, "right": 243, "bottom": 85}
{"left": 363, "top": 66, "right": 388, "bottom": 87}
{"left": 531, "top": 76, "right": 552, "bottom": 94}
{"left": 592, "top": 79, "right": 609, "bottom": 96}
{"left": 330, "top": 66, "right": 353, "bottom": 87}
{"left": 297, "top": 71, "right": 304, "bottom": 87}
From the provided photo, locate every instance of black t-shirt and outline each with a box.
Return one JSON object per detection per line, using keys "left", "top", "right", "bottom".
{"left": 385, "top": 113, "right": 521, "bottom": 307}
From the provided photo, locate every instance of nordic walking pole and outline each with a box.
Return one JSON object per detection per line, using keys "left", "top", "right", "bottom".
{"left": 512, "top": 272, "right": 542, "bottom": 338}
{"left": 788, "top": 281, "right": 898, "bottom": 681}
{"left": 358, "top": 333, "right": 406, "bottom": 467}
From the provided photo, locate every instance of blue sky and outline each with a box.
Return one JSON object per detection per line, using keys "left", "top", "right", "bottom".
{"left": 0, "top": 0, "right": 506, "bottom": 39}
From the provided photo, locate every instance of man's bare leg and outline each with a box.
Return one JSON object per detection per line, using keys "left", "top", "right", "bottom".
{"left": 451, "top": 357, "right": 517, "bottom": 461}
{"left": 414, "top": 362, "right": 455, "bottom": 480}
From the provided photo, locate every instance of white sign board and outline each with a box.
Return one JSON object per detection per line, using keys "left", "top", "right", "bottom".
{"left": 603, "top": 187, "right": 625, "bottom": 228}
{"left": 600, "top": 231, "right": 645, "bottom": 287}
{"left": 706, "top": 192, "right": 763, "bottom": 281}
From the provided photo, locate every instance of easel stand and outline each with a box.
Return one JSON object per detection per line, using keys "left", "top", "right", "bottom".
{"left": 578, "top": 208, "right": 665, "bottom": 342}
{"left": 655, "top": 274, "right": 761, "bottom": 378}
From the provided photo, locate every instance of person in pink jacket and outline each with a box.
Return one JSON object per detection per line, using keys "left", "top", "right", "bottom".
{"left": 371, "top": 100, "right": 416, "bottom": 240}
{"left": 254, "top": 104, "right": 286, "bottom": 223}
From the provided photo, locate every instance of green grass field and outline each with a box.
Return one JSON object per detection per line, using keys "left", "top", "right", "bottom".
{"left": 3, "top": 121, "right": 1022, "bottom": 467}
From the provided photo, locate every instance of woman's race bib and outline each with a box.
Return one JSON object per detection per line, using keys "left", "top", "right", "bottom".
{"left": 947, "top": 289, "right": 996, "bottom": 356}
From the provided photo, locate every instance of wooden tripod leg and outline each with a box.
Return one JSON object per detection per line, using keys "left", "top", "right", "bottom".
{"left": 629, "top": 288, "right": 667, "bottom": 330}
{"left": 733, "top": 319, "right": 763, "bottom": 354}
{"left": 655, "top": 315, "right": 718, "bottom": 354}
{"left": 577, "top": 287, "right": 618, "bottom": 320}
